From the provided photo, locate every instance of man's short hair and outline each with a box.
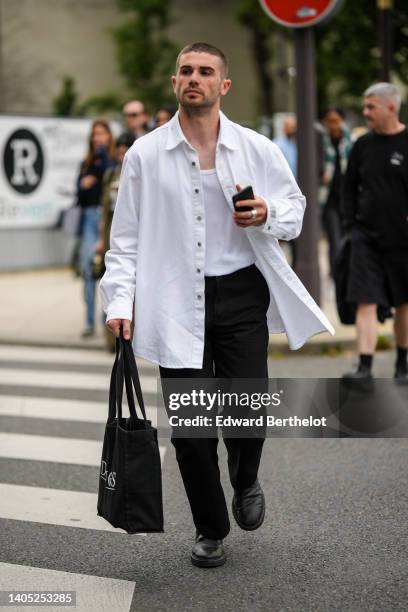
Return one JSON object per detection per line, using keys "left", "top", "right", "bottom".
{"left": 176, "top": 42, "right": 229, "bottom": 78}
{"left": 363, "top": 82, "right": 402, "bottom": 112}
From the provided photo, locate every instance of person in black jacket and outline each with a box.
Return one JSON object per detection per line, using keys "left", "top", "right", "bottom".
{"left": 342, "top": 82, "right": 408, "bottom": 385}
{"left": 319, "top": 108, "right": 352, "bottom": 277}
{"left": 77, "top": 120, "right": 115, "bottom": 337}
{"left": 96, "top": 132, "right": 135, "bottom": 351}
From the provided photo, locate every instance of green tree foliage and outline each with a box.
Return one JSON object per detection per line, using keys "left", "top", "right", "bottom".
{"left": 236, "top": 0, "right": 408, "bottom": 116}
{"left": 112, "top": 0, "right": 178, "bottom": 110}
{"left": 52, "top": 76, "right": 77, "bottom": 116}
{"left": 315, "top": 0, "right": 408, "bottom": 111}
{"left": 235, "top": 0, "right": 279, "bottom": 115}
{"left": 77, "top": 92, "right": 123, "bottom": 116}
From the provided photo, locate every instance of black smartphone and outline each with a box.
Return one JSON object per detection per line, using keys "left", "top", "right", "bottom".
{"left": 232, "top": 185, "right": 254, "bottom": 212}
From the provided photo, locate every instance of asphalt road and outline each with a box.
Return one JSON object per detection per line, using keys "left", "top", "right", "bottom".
{"left": 0, "top": 346, "right": 407, "bottom": 612}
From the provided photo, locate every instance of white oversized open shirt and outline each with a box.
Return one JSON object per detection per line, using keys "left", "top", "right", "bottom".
{"left": 100, "top": 111, "right": 334, "bottom": 368}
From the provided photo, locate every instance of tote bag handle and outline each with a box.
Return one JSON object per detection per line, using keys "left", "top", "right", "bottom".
{"left": 108, "top": 329, "right": 148, "bottom": 422}
{"left": 121, "top": 334, "right": 148, "bottom": 421}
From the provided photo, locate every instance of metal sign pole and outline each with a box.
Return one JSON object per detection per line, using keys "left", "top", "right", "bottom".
{"left": 293, "top": 27, "right": 321, "bottom": 303}
{"left": 259, "top": 0, "right": 345, "bottom": 303}
{"left": 377, "top": 0, "right": 393, "bottom": 81}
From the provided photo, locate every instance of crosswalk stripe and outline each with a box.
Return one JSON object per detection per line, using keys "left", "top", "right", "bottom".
{"left": 0, "top": 396, "right": 158, "bottom": 425}
{"left": 0, "top": 483, "right": 146, "bottom": 533}
{"left": 0, "top": 483, "right": 147, "bottom": 533}
{"left": 0, "top": 562, "right": 135, "bottom": 612}
{"left": 0, "top": 368, "right": 160, "bottom": 394}
{"left": 0, "top": 344, "right": 156, "bottom": 371}
{"left": 0, "top": 432, "right": 103, "bottom": 466}
{"left": 0, "top": 433, "right": 166, "bottom": 466}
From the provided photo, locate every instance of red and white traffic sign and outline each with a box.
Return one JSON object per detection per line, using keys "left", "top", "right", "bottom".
{"left": 259, "top": 0, "right": 344, "bottom": 28}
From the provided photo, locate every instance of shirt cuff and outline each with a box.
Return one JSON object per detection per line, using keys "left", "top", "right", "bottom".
{"left": 258, "top": 197, "right": 276, "bottom": 235}
{"left": 105, "top": 299, "right": 134, "bottom": 322}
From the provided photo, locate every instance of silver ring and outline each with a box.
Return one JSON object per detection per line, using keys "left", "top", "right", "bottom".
{"left": 251, "top": 208, "right": 257, "bottom": 219}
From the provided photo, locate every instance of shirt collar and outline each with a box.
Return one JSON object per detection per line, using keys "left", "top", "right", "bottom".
{"left": 165, "top": 109, "right": 239, "bottom": 151}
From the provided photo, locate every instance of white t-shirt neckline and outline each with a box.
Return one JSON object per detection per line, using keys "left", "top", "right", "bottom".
{"left": 201, "top": 169, "right": 255, "bottom": 276}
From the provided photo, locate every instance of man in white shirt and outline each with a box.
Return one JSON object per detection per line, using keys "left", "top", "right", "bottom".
{"left": 100, "top": 42, "right": 334, "bottom": 568}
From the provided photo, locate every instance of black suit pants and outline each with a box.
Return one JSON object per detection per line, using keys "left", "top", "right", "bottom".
{"left": 159, "top": 264, "right": 270, "bottom": 540}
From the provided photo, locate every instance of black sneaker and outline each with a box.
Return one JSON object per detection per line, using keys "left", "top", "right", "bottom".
{"left": 342, "top": 366, "right": 374, "bottom": 392}
{"left": 394, "top": 365, "right": 408, "bottom": 385}
{"left": 191, "top": 533, "right": 226, "bottom": 568}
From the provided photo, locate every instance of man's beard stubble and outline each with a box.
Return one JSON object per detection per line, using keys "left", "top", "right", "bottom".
{"left": 180, "top": 105, "right": 212, "bottom": 118}
{"left": 177, "top": 92, "right": 218, "bottom": 117}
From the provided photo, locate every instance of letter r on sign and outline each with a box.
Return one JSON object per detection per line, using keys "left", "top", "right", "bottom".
{"left": 10, "top": 139, "right": 40, "bottom": 186}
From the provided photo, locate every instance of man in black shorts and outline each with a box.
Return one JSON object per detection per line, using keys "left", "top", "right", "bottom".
{"left": 342, "top": 82, "right": 408, "bottom": 384}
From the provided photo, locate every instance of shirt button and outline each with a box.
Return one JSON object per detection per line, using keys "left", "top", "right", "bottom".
{"left": 197, "top": 215, "right": 202, "bottom": 221}
{"left": 192, "top": 161, "right": 196, "bottom": 166}
{"left": 197, "top": 294, "right": 202, "bottom": 300}
{"left": 197, "top": 242, "right": 202, "bottom": 247}
{"left": 196, "top": 268, "right": 201, "bottom": 273}
{"left": 195, "top": 188, "right": 199, "bottom": 194}
{"left": 267, "top": 226, "right": 271, "bottom": 230}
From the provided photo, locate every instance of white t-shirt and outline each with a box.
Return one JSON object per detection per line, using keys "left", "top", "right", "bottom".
{"left": 201, "top": 168, "right": 255, "bottom": 276}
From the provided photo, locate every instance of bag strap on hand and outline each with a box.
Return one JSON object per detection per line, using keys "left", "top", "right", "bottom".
{"left": 120, "top": 331, "right": 147, "bottom": 421}
{"left": 108, "top": 326, "right": 148, "bottom": 422}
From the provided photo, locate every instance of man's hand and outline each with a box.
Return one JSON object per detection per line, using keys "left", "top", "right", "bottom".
{"left": 106, "top": 318, "right": 132, "bottom": 340}
{"left": 233, "top": 184, "right": 267, "bottom": 227}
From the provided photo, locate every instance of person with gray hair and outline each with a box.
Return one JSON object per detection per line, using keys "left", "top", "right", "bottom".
{"left": 363, "top": 82, "right": 401, "bottom": 112}
{"left": 342, "top": 82, "right": 408, "bottom": 386}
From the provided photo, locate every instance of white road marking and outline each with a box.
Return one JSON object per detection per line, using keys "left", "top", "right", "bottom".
{"left": 0, "top": 368, "right": 160, "bottom": 394}
{"left": 0, "top": 483, "right": 137, "bottom": 532}
{"left": 0, "top": 562, "right": 135, "bottom": 611}
{"left": 0, "top": 433, "right": 103, "bottom": 466}
{"left": 0, "top": 344, "right": 157, "bottom": 371}
{"left": 0, "top": 395, "right": 159, "bottom": 425}
{"left": 0, "top": 432, "right": 166, "bottom": 467}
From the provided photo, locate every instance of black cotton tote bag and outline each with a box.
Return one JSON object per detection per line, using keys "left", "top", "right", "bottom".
{"left": 97, "top": 333, "right": 164, "bottom": 533}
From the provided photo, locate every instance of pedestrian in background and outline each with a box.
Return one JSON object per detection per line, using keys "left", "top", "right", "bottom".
{"left": 154, "top": 106, "right": 177, "bottom": 128}
{"left": 122, "top": 100, "right": 149, "bottom": 140}
{"left": 319, "top": 108, "right": 352, "bottom": 277}
{"left": 76, "top": 120, "right": 115, "bottom": 338}
{"left": 273, "top": 116, "right": 298, "bottom": 267}
{"left": 273, "top": 115, "right": 297, "bottom": 179}
{"left": 96, "top": 132, "right": 135, "bottom": 351}
{"left": 342, "top": 82, "right": 408, "bottom": 385}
